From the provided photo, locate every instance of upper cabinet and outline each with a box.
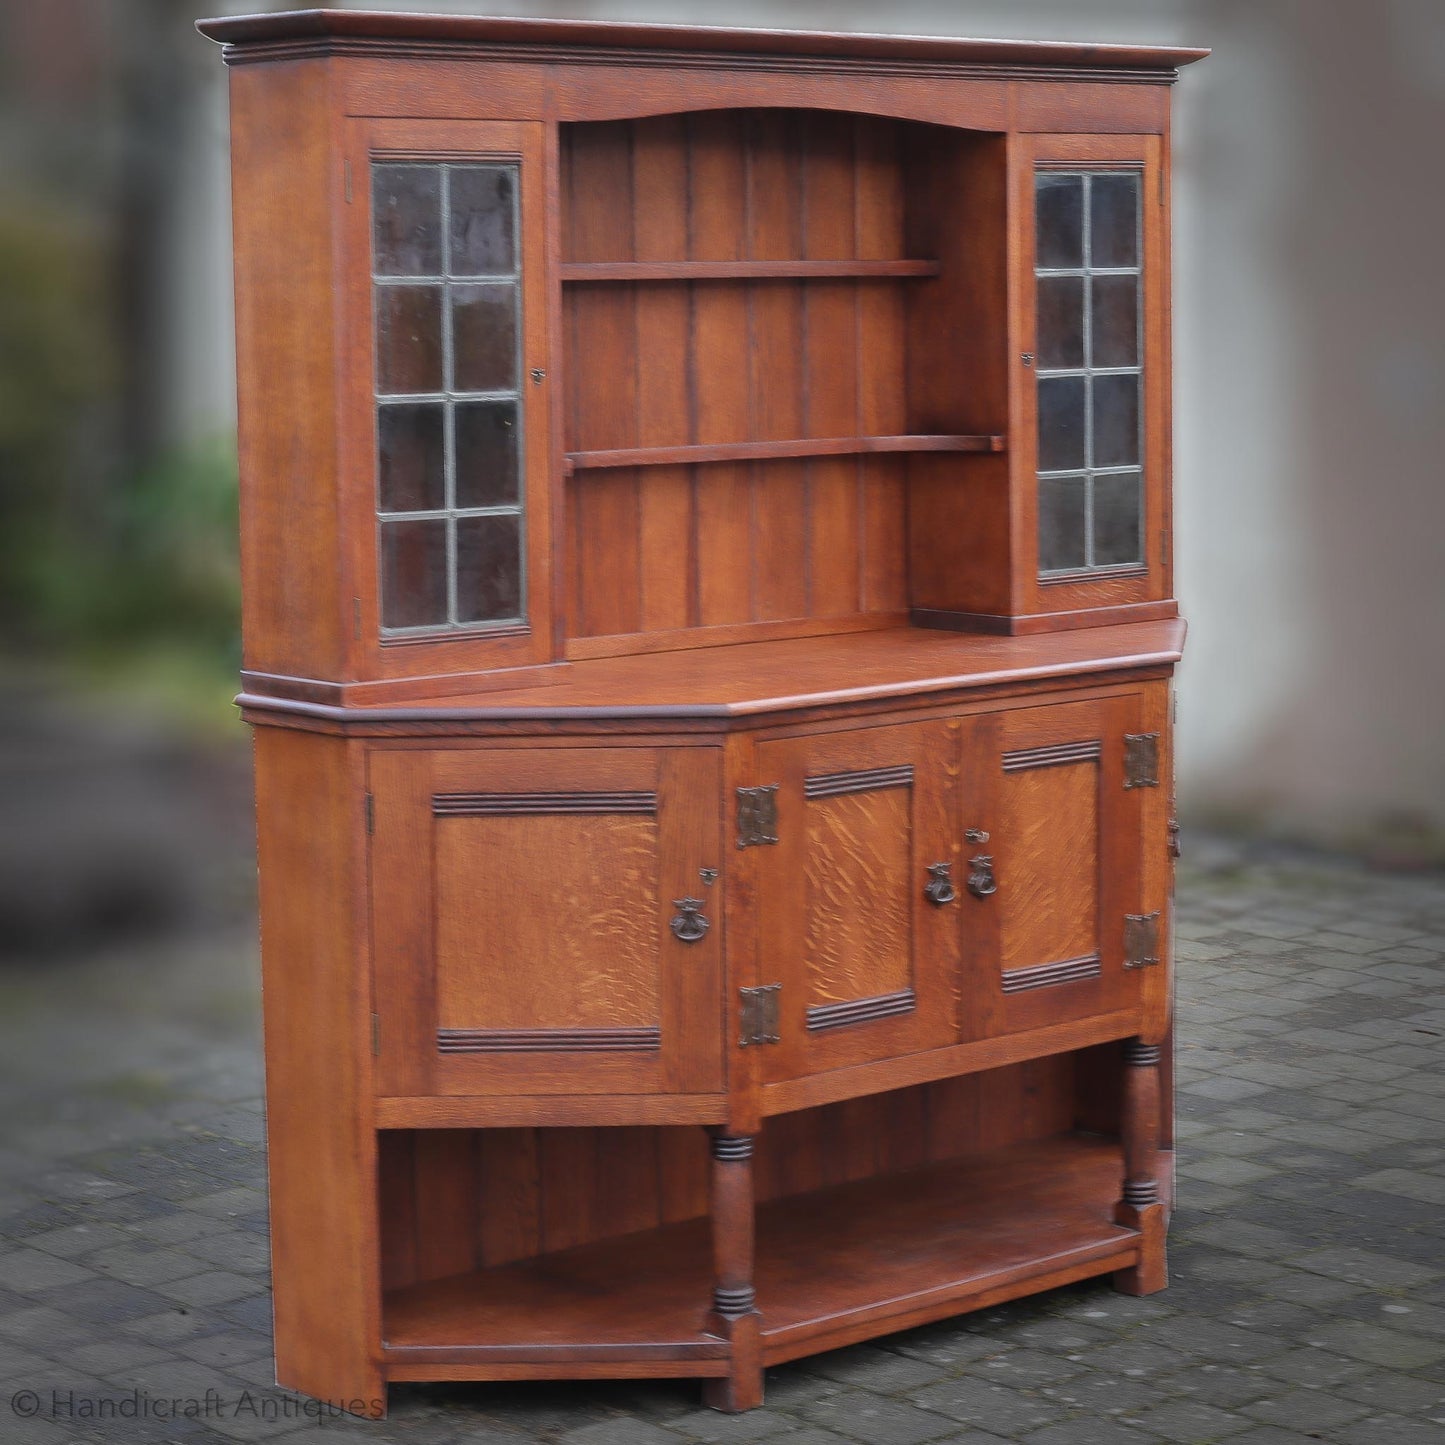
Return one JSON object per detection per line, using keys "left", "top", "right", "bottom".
{"left": 209, "top": 17, "right": 1200, "bottom": 702}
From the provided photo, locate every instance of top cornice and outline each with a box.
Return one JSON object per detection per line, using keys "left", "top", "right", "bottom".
{"left": 196, "top": 9, "right": 1208, "bottom": 80}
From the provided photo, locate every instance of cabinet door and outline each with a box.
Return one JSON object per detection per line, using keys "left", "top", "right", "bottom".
{"left": 960, "top": 696, "right": 1147, "bottom": 1039}
{"left": 754, "top": 721, "right": 959, "bottom": 1081}
{"left": 371, "top": 747, "right": 723, "bottom": 1097}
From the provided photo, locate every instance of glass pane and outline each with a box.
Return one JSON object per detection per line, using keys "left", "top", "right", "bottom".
{"left": 452, "top": 283, "right": 518, "bottom": 393}
{"left": 1037, "top": 276, "right": 1084, "bottom": 371}
{"left": 456, "top": 514, "right": 522, "bottom": 622}
{"left": 1037, "top": 376, "right": 1086, "bottom": 472}
{"left": 378, "top": 404, "right": 445, "bottom": 513}
{"left": 380, "top": 519, "right": 447, "bottom": 629}
{"left": 373, "top": 165, "right": 442, "bottom": 276}
{"left": 1039, "top": 477, "right": 1086, "bottom": 572}
{"left": 1094, "top": 472, "right": 1143, "bottom": 566}
{"left": 1091, "top": 274, "right": 1139, "bottom": 368}
{"left": 1091, "top": 173, "right": 1139, "bottom": 268}
{"left": 1092, "top": 373, "right": 1140, "bottom": 468}
{"left": 1036, "top": 174, "right": 1083, "bottom": 269}
{"left": 449, "top": 166, "right": 516, "bottom": 275}
{"left": 455, "top": 401, "right": 519, "bottom": 509}
{"left": 376, "top": 284, "right": 443, "bottom": 394}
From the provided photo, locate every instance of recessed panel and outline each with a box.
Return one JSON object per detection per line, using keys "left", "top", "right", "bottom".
{"left": 803, "top": 788, "right": 913, "bottom": 1007}
{"left": 998, "top": 760, "right": 1100, "bottom": 973}
{"left": 435, "top": 814, "right": 660, "bottom": 1032}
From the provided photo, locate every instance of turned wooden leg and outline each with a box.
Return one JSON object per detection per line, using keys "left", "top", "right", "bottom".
{"left": 701, "top": 1132, "right": 763, "bottom": 1412}
{"left": 1113, "top": 1038, "right": 1168, "bottom": 1296}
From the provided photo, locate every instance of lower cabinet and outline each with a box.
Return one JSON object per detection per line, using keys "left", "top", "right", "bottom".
{"left": 352, "top": 686, "right": 1170, "bottom": 1412}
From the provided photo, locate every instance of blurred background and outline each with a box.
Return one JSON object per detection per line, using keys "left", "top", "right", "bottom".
{"left": 1, "top": 0, "right": 1442, "bottom": 961}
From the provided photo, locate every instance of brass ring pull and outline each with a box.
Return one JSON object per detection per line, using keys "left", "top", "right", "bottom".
{"left": 670, "top": 897, "right": 709, "bottom": 943}
{"left": 924, "top": 862, "right": 957, "bottom": 906}
{"left": 967, "top": 855, "right": 997, "bottom": 899}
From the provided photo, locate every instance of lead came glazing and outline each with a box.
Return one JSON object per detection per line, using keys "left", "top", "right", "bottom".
{"left": 1034, "top": 170, "right": 1144, "bottom": 575}
{"left": 373, "top": 161, "right": 525, "bottom": 633}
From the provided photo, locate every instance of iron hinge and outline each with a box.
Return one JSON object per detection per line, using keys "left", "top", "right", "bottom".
{"left": 344, "top": 158, "right": 353, "bottom": 204}
{"left": 1123, "top": 733, "right": 1160, "bottom": 789}
{"left": 371, "top": 1012, "right": 380, "bottom": 1055}
{"left": 365, "top": 793, "right": 375, "bottom": 834}
{"left": 1124, "top": 911, "right": 1162, "bottom": 969}
{"left": 739, "top": 984, "right": 781, "bottom": 1046}
{"left": 736, "top": 785, "right": 779, "bottom": 848}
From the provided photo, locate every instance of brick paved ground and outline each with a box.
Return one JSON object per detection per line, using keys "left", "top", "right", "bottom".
{"left": 0, "top": 835, "right": 1442, "bottom": 1444}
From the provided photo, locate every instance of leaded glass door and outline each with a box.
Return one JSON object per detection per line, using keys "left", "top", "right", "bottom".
{"left": 343, "top": 119, "right": 554, "bottom": 679}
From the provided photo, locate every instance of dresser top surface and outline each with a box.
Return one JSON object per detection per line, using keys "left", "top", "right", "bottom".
{"left": 240, "top": 620, "right": 1185, "bottom": 726}
{"left": 197, "top": 10, "right": 1208, "bottom": 75}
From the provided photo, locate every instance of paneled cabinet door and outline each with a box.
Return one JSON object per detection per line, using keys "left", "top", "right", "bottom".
{"left": 370, "top": 747, "right": 724, "bottom": 1097}
{"left": 754, "top": 721, "right": 960, "bottom": 1082}
{"left": 958, "top": 695, "right": 1148, "bottom": 1039}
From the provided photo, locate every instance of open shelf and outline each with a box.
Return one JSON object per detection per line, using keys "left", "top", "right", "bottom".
{"left": 381, "top": 1134, "right": 1134, "bottom": 1378}
{"left": 565, "top": 433, "right": 1006, "bottom": 475}
{"left": 560, "top": 259, "right": 942, "bottom": 282}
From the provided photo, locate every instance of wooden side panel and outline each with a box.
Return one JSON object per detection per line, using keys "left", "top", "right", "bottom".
{"left": 906, "top": 130, "right": 1012, "bottom": 618}
{"left": 229, "top": 61, "right": 344, "bottom": 680}
{"left": 253, "top": 727, "right": 381, "bottom": 1406}
{"left": 855, "top": 115, "right": 909, "bottom": 615}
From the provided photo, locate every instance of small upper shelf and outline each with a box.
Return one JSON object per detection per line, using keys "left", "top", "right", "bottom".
{"left": 560, "top": 259, "right": 942, "bottom": 283}
{"left": 565, "top": 434, "right": 1006, "bottom": 475}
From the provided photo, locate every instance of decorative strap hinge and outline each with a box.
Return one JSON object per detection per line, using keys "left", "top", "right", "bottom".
{"left": 739, "top": 984, "right": 781, "bottom": 1046}
{"left": 365, "top": 792, "right": 375, "bottom": 835}
{"left": 736, "top": 784, "right": 779, "bottom": 848}
{"left": 1123, "top": 733, "right": 1160, "bottom": 789}
{"left": 1124, "top": 911, "right": 1162, "bottom": 969}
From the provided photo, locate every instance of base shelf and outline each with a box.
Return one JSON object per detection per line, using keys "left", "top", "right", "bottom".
{"left": 382, "top": 1133, "right": 1135, "bottom": 1379}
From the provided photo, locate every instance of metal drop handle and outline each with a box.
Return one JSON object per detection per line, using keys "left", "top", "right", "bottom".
{"left": 670, "top": 897, "right": 709, "bottom": 943}
{"left": 967, "top": 855, "right": 997, "bottom": 898}
{"left": 924, "top": 862, "right": 957, "bottom": 906}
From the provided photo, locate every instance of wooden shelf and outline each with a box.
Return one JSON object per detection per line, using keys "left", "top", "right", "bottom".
{"left": 565, "top": 433, "right": 1006, "bottom": 475}
{"left": 560, "top": 259, "right": 941, "bottom": 282}
{"left": 381, "top": 1134, "right": 1134, "bottom": 1376}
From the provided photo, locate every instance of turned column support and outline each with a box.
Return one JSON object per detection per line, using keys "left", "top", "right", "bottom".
{"left": 1114, "top": 1037, "right": 1168, "bottom": 1295}
{"left": 702, "top": 1131, "right": 763, "bottom": 1412}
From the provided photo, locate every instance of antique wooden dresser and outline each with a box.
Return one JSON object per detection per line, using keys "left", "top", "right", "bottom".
{"left": 200, "top": 9, "right": 1204, "bottom": 1416}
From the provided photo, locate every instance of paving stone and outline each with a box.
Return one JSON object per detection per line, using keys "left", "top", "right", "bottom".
{"left": 911, "top": 1376, "right": 1066, "bottom": 1434}
{"left": 1297, "top": 1318, "right": 1445, "bottom": 1370}
{"left": 1124, "top": 1398, "right": 1252, "bottom": 1440}
{"left": 1289, "top": 1247, "right": 1441, "bottom": 1291}
{"left": 802, "top": 1345, "right": 946, "bottom": 1393}
{"left": 801, "top": 1387, "right": 959, "bottom": 1443}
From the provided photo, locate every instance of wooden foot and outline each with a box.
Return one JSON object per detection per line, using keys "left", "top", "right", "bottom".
{"left": 1113, "top": 1038, "right": 1168, "bottom": 1296}
{"left": 704, "top": 1131, "right": 763, "bottom": 1412}
{"left": 701, "top": 1312, "right": 763, "bottom": 1412}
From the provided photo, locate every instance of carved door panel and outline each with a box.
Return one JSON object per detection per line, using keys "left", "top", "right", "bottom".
{"left": 371, "top": 746, "right": 723, "bottom": 1097}
{"left": 959, "top": 696, "right": 1148, "bottom": 1040}
{"left": 754, "top": 721, "right": 960, "bottom": 1082}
